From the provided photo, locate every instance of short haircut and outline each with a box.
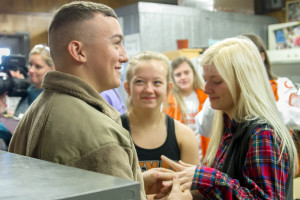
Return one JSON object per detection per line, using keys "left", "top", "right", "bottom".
{"left": 49, "top": 1, "right": 117, "bottom": 33}
{"left": 48, "top": 1, "right": 117, "bottom": 62}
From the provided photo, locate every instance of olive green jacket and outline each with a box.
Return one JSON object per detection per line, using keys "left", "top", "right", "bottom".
{"left": 9, "top": 71, "right": 146, "bottom": 200}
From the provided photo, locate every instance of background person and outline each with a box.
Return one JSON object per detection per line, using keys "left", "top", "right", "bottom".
{"left": 100, "top": 88, "right": 126, "bottom": 114}
{"left": 14, "top": 44, "right": 55, "bottom": 118}
{"left": 5, "top": 69, "right": 26, "bottom": 117}
{"left": 0, "top": 92, "right": 11, "bottom": 151}
{"left": 159, "top": 37, "right": 298, "bottom": 200}
{"left": 164, "top": 56, "right": 209, "bottom": 161}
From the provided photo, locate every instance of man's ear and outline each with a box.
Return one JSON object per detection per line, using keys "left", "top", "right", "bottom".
{"left": 124, "top": 81, "right": 130, "bottom": 95}
{"left": 68, "top": 40, "right": 86, "bottom": 63}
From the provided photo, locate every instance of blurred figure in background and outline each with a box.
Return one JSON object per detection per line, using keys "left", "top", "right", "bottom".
{"left": 0, "top": 46, "right": 53, "bottom": 150}
{"left": 100, "top": 62, "right": 128, "bottom": 114}
{"left": 164, "top": 56, "right": 209, "bottom": 161}
{"left": 5, "top": 69, "right": 26, "bottom": 117}
{"left": 100, "top": 88, "right": 126, "bottom": 114}
{"left": 243, "top": 33, "right": 300, "bottom": 131}
{"left": 14, "top": 44, "right": 55, "bottom": 118}
{"left": 0, "top": 54, "right": 30, "bottom": 117}
{"left": 0, "top": 93, "right": 11, "bottom": 151}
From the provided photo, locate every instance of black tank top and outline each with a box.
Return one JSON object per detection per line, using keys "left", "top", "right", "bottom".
{"left": 121, "top": 114, "right": 180, "bottom": 172}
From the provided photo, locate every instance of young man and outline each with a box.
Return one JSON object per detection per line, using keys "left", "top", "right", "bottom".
{"left": 9, "top": 2, "right": 173, "bottom": 199}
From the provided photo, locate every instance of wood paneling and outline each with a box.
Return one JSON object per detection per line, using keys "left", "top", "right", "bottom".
{"left": 0, "top": 0, "right": 138, "bottom": 13}
{"left": 0, "top": 13, "right": 52, "bottom": 47}
{"left": 214, "top": 0, "right": 254, "bottom": 14}
{"left": 0, "top": 0, "right": 286, "bottom": 50}
{"left": 0, "top": 0, "right": 139, "bottom": 48}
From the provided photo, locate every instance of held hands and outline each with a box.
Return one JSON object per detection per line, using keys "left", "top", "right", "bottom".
{"left": 142, "top": 167, "right": 174, "bottom": 195}
{"left": 154, "top": 155, "right": 197, "bottom": 199}
{"left": 167, "top": 176, "right": 192, "bottom": 200}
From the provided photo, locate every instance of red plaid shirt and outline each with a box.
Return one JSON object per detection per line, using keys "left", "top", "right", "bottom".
{"left": 191, "top": 115, "right": 290, "bottom": 199}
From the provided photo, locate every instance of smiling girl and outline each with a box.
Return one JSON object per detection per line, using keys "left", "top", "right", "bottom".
{"left": 121, "top": 51, "right": 200, "bottom": 173}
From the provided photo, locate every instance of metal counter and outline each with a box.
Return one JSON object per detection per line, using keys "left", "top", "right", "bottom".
{"left": 0, "top": 151, "right": 140, "bottom": 200}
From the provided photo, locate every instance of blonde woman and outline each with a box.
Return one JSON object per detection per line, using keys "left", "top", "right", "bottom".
{"left": 121, "top": 51, "right": 200, "bottom": 173}
{"left": 159, "top": 37, "right": 298, "bottom": 200}
{"left": 164, "top": 56, "right": 209, "bottom": 160}
{"left": 14, "top": 44, "right": 55, "bottom": 117}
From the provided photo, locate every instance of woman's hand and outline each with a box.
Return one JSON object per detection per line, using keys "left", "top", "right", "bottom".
{"left": 167, "top": 176, "right": 192, "bottom": 200}
{"left": 154, "top": 155, "right": 197, "bottom": 199}
{"left": 142, "top": 167, "right": 174, "bottom": 195}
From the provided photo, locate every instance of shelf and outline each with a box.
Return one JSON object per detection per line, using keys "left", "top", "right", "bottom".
{"left": 163, "top": 48, "right": 203, "bottom": 61}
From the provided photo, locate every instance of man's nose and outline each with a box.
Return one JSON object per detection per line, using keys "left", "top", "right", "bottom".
{"left": 120, "top": 46, "right": 129, "bottom": 63}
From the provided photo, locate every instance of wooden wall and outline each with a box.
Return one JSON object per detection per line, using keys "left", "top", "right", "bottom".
{"left": 0, "top": 13, "right": 52, "bottom": 47}
{"left": 0, "top": 0, "right": 290, "bottom": 49}
{"left": 0, "top": 0, "right": 139, "bottom": 48}
{"left": 0, "top": 0, "right": 138, "bottom": 13}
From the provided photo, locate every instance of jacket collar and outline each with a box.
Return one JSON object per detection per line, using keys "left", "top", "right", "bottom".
{"left": 42, "top": 71, "right": 120, "bottom": 122}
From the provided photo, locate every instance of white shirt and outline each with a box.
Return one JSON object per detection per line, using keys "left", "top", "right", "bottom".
{"left": 183, "top": 90, "right": 199, "bottom": 132}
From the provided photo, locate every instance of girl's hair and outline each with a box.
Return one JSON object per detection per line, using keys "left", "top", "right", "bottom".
{"left": 30, "top": 44, "right": 54, "bottom": 68}
{"left": 201, "top": 37, "right": 298, "bottom": 173}
{"left": 170, "top": 56, "right": 204, "bottom": 116}
{"left": 125, "top": 51, "right": 171, "bottom": 111}
{"left": 242, "top": 33, "right": 277, "bottom": 80}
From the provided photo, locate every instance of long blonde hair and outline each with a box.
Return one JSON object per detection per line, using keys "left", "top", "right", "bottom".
{"left": 202, "top": 37, "right": 298, "bottom": 173}
{"left": 170, "top": 56, "right": 203, "bottom": 117}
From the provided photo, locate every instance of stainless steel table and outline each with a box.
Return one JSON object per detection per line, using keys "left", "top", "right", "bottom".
{"left": 0, "top": 151, "right": 140, "bottom": 200}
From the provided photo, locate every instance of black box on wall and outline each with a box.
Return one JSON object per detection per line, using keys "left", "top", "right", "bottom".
{"left": 0, "top": 32, "right": 30, "bottom": 64}
{"left": 255, "top": 0, "right": 284, "bottom": 14}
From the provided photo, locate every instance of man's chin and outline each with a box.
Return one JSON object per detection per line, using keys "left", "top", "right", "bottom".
{"left": 112, "top": 80, "right": 121, "bottom": 89}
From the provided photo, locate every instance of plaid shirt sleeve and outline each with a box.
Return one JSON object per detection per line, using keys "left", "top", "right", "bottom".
{"left": 191, "top": 125, "right": 290, "bottom": 199}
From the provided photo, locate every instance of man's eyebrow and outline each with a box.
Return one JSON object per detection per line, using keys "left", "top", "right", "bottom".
{"left": 111, "top": 34, "right": 123, "bottom": 40}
